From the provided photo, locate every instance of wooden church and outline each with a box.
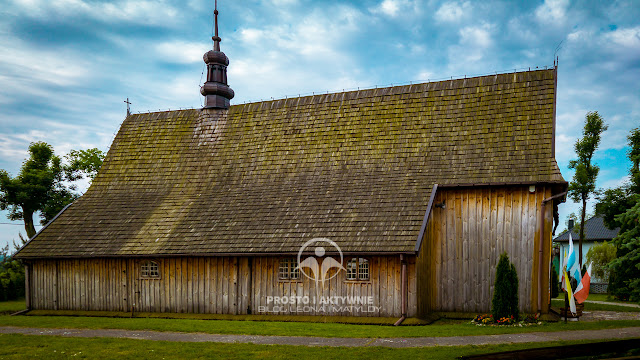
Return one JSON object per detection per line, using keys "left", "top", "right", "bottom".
{"left": 15, "top": 7, "right": 567, "bottom": 321}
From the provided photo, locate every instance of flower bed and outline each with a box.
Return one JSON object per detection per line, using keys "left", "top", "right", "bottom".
{"left": 471, "top": 313, "right": 542, "bottom": 327}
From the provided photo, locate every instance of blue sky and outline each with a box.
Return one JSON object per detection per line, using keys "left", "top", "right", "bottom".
{"left": 0, "top": 0, "right": 638, "bottom": 250}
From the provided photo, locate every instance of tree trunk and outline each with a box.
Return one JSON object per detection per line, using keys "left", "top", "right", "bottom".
{"left": 23, "top": 211, "right": 36, "bottom": 239}
{"left": 579, "top": 197, "right": 586, "bottom": 269}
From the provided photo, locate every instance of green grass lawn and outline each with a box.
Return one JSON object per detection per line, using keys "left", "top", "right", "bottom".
{"left": 0, "top": 333, "right": 636, "bottom": 360}
{"left": 1, "top": 314, "right": 640, "bottom": 338}
{"left": 0, "top": 299, "right": 25, "bottom": 314}
{"left": 550, "top": 299, "right": 640, "bottom": 312}
{"left": 552, "top": 293, "right": 637, "bottom": 305}
{"left": 586, "top": 294, "right": 639, "bottom": 304}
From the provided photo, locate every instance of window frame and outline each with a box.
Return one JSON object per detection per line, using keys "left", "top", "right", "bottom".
{"left": 140, "top": 260, "right": 161, "bottom": 280}
{"left": 278, "top": 257, "right": 300, "bottom": 281}
{"left": 345, "top": 257, "right": 370, "bottom": 282}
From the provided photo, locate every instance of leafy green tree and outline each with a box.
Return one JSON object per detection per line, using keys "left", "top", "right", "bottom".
{"left": 585, "top": 241, "right": 616, "bottom": 282}
{"left": 40, "top": 187, "right": 79, "bottom": 225}
{"left": 0, "top": 142, "right": 62, "bottom": 238}
{"left": 64, "top": 148, "right": 106, "bottom": 181}
{"left": 40, "top": 148, "right": 105, "bottom": 224}
{"left": 596, "top": 127, "right": 640, "bottom": 229}
{"left": 629, "top": 128, "right": 640, "bottom": 194}
{"left": 596, "top": 187, "right": 637, "bottom": 229}
{"left": 568, "top": 111, "right": 608, "bottom": 267}
{"left": 551, "top": 265, "right": 559, "bottom": 298}
{"left": 0, "top": 237, "right": 26, "bottom": 301}
{"left": 0, "top": 143, "right": 106, "bottom": 237}
{"left": 608, "top": 200, "right": 640, "bottom": 302}
{"left": 492, "top": 253, "right": 519, "bottom": 320}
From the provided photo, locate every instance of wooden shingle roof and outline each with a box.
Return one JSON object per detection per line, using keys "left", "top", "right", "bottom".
{"left": 16, "top": 69, "right": 565, "bottom": 258}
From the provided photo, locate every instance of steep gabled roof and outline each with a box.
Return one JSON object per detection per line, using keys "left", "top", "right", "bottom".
{"left": 16, "top": 69, "right": 565, "bottom": 258}
{"left": 553, "top": 215, "right": 620, "bottom": 242}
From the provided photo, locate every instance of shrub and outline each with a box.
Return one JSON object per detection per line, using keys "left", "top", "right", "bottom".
{"left": 492, "top": 252, "right": 519, "bottom": 320}
{"left": 551, "top": 265, "right": 559, "bottom": 298}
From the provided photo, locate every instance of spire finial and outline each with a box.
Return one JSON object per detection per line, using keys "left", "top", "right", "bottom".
{"left": 201, "top": 0, "right": 234, "bottom": 109}
{"left": 212, "top": 0, "right": 220, "bottom": 51}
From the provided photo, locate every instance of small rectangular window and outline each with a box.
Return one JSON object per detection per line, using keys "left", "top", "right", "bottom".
{"left": 141, "top": 260, "right": 160, "bottom": 279}
{"left": 346, "top": 258, "right": 358, "bottom": 280}
{"left": 346, "top": 258, "right": 369, "bottom": 281}
{"left": 358, "top": 258, "right": 369, "bottom": 281}
{"left": 279, "top": 258, "right": 299, "bottom": 280}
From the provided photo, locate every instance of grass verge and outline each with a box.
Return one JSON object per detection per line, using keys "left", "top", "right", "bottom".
{"left": 0, "top": 299, "right": 26, "bottom": 315}
{"left": 0, "top": 334, "right": 636, "bottom": 360}
{"left": 586, "top": 294, "right": 640, "bottom": 305}
{"left": 1, "top": 315, "right": 639, "bottom": 338}
{"left": 550, "top": 299, "right": 640, "bottom": 312}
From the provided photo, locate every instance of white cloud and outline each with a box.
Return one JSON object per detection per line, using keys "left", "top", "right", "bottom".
{"left": 600, "top": 175, "right": 631, "bottom": 190}
{"left": 156, "top": 41, "right": 206, "bottom": 64}
{"left": 370, "top": 0, "right": 416, "bottom": 18}
{"left": 270, "top": 0, "right": 298, "bottom": 5}
{"left": 446, "top": 23, "right": 495, "bottom": 69}
{"left": 567, "top": 29, "right": 591, "bottom": 43}
{"left": 434, "top": 1, "right": 471, "bottom": 23}
{"left": 459, "top": 23, "right": 493, "bottom": 48}
{"left": 8, "top": 0, "right": 180, "bottom": 26}
{"left": 0, "top": 37, "right": 89, "bottom": 91}
{"left": 535, "top": 0, "right": 570, "bottom": 25}
{"left": 229, "top": 5, "right": 364, "bottom": 100}
{"left": 415, "top": 70, "right": 434, "bottom": 80}
{"left": 603, "top": 26, "right": 640, "bottom": 48}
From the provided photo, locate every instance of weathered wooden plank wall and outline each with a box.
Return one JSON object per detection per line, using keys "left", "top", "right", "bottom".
{"left": 416, "top": 186, "right": 552, "bottom": 316}
{"left": 29, "top": 255, "right": 416, "bottom": 317}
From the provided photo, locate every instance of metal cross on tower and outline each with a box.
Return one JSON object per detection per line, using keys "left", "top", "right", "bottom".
{"left": 124, "top": 98, "right": 131, "bottom": 116}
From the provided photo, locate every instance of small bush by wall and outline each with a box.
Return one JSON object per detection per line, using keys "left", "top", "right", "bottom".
{"left": 492, "top": 252, "right": 519, "bottom": 320}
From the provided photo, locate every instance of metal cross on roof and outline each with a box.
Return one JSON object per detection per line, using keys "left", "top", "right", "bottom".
{"left": 124, "top": 97, "right": 131, "bottom": 116}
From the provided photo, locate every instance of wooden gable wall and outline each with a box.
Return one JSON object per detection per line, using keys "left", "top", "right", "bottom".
{"left": 416, "top": 185, "right": 554, "bottom": 316}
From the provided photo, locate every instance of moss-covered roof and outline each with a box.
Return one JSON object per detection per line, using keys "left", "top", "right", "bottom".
{"left": 16, "top": 69, "right": 565, "bottom": 258}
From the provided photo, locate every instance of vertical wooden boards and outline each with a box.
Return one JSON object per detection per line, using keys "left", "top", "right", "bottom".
{"left": 29, "top": 254, "right": 413, "bottom": 317}
{"left": 407, "top": 256, "right": 417, "bottom": 317}
{"left": 419, "top": 186, "right": 545, "bottom": 314}
{"left": 542, "top": 187, "right": 553, "bottom": 313}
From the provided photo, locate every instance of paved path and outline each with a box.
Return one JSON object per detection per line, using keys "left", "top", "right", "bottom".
{"left": 586, "top": 300, "right": 640, "bottom": 308}
{"left": 580, "top": 310, "right": 640, "bottom": 321}
{"left": 1, "top": 326, "right": 640, "bottom": 348}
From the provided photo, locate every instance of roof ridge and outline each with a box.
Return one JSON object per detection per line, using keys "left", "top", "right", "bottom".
{"left": 232, "top": 68, "right": 555, "bottom": 112}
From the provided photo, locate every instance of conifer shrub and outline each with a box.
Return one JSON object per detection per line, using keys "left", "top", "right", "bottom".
{"left": 551, "top": 265, "right": 559, "bottom": 299}
{"left": 492, "top": 252, "right": 519, "bottom": 320}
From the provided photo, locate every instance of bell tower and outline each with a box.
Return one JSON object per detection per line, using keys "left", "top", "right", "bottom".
{"left": 201, "top": 1, "right": 234, "bottom": 109}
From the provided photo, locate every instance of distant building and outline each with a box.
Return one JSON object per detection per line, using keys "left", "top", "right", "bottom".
{"left": 553, "top": 215, "right": 620, "bottom": 293}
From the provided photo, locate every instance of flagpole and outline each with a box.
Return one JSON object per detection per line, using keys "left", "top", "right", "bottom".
{"left": 564, "top": 291, "right": 568, "bottom": 323}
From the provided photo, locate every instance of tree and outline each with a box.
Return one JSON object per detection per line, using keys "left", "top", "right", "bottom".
{"left": 586, "top": 241, "right": 616, "bottom": 282}
{"left": 0, "top": 142, "right": 62, "bottom": 238}
{"left": 64, "top": 148, "right": 106, "bottom": 181}
{"left": 41, "top": 148, "right": 105, "bottom": 224}
{"left": 0, "top": 236, "right": 26, "bottom": 301}
{"left": 608, "top": 201, "right": 640, "bottom": 302}
{"left": 629, "top": 128, "right": 640, "bottom": 194}
{"left": 568, "top": 111, "right": 608, "bottom": 268}
{"left": 492, "top": 253, "right": 519, "bottom": 320}
{"left": 596, "top": 127, "right": 640, "bottom": 229}
{"left": 551, "top": 265, "right": 559, "bottom": 298}
{"left": 0, "top": 143, "right": 106, "bottom": 237}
